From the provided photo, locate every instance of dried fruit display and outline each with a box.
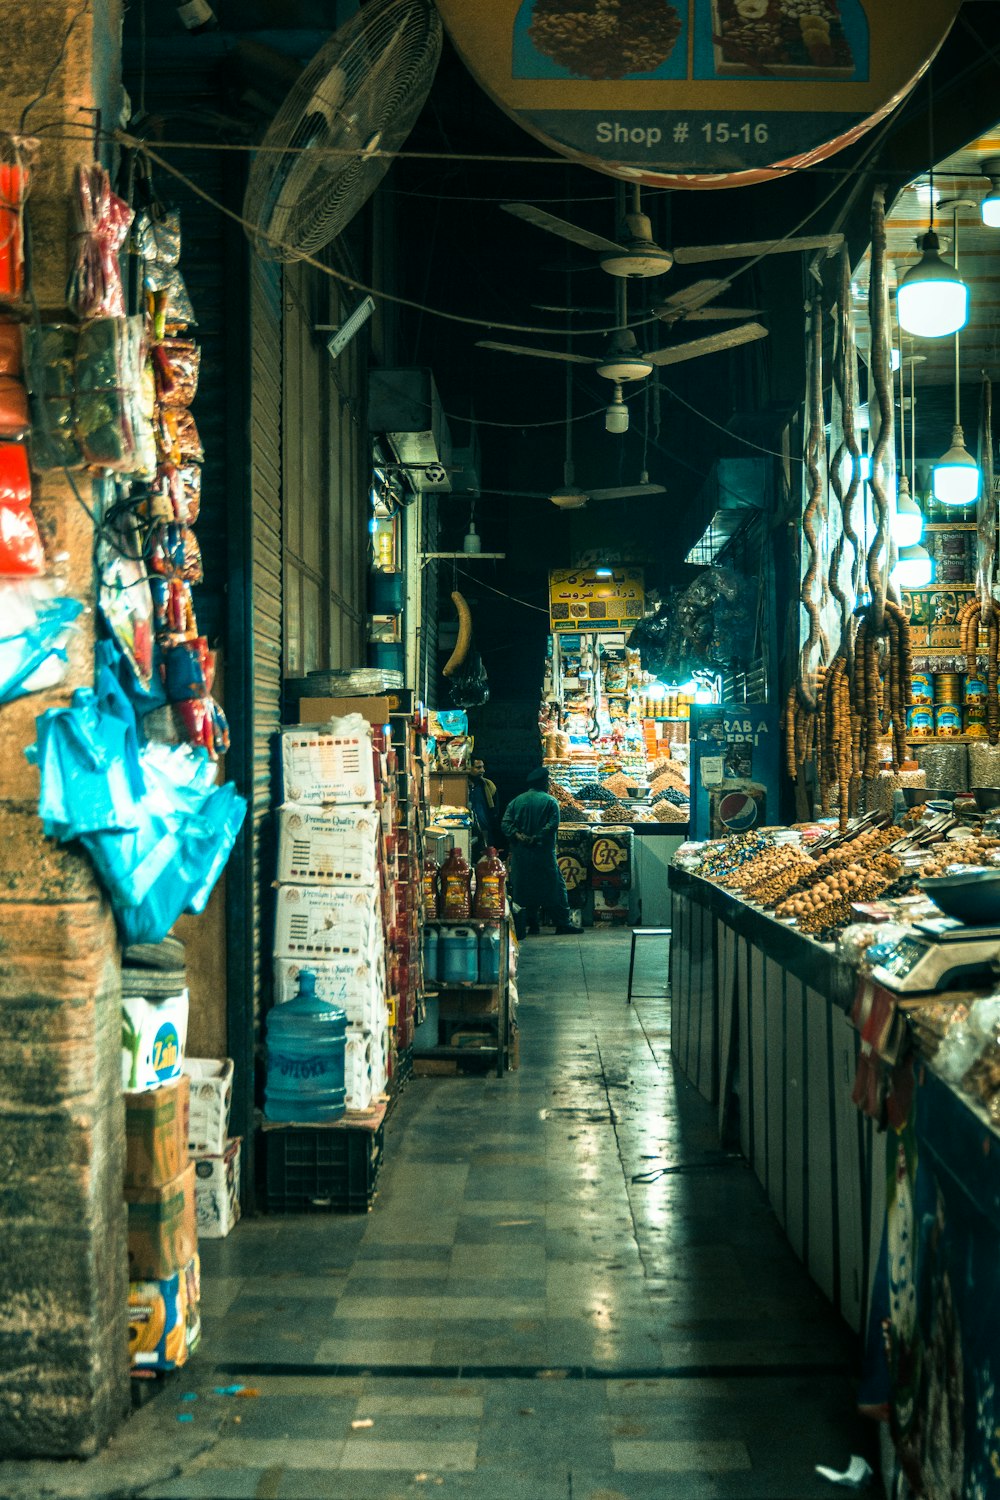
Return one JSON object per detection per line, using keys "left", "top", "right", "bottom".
{"left": 712, "top": 0, "right": 853, "bottom": 74}
{"left": 529, "top": 0, "right": 683, "bottom": 79}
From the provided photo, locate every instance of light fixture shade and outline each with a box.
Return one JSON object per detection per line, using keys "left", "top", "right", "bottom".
{"left": 892, "top": 543, "right": 933, "bottom": 588}
{"left": 982, "top": 192, "right": 1000, "bottom": 229}
{"left": 896, "top": 230, "right": 969, "bottom": 338}
{"left": 932, "top": 423, "right": 981, "bottom": 505}
{"left": 891, "top": 478, "right": 924, "bottom": 548}
{"left": 605, "top": 388, "right": 629, "bottom": 434}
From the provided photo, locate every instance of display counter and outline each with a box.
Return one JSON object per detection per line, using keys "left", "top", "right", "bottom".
{"left": 668, "top": 863, "right": 1000, "bottom": 1495}
{"left": 668, "top": 865, "right": 872, "bottom": 1330}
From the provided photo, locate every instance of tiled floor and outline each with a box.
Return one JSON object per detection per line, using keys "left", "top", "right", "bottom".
{"left": 0, "top": 927, "right": 878, "bottom": 1498}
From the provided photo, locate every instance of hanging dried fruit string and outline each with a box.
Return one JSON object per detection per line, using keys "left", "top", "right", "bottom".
{"left": 829, "top": 246, "right": 864, "bottom": 675}
{"left": 842, "top": 188, "right": 912, "bottom": 783}
{"left": 785, "top": 297, "right": 830, "bottom": 793}
{"left": 961, "top": 380, "right": 1000, "bottom": 739}
{"left": 800, "top": 296, "right": 830, "bottom": 692}
{"left": 865, "top": 187, "right": 892, "bottom": 636}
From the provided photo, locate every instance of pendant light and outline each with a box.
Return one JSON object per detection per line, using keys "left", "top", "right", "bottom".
{"left": 605, "top": 382, "right": 628, "bottom": 434}
{"left": 893, "top": 543, "right": 933, "bottom": 587}
{"left": 891, "top": 348, "right": 924, "bottom": 547}
{"left": 462, "top": 500, "right": 482, "bottom": 554}
{"left": 897, "top": 96, "right": 969, "bottom": 339}
{"left": 981, "top": 156, "right": 1000, "bottom": 228}
{"left": 932, "top": 200, "right": 980, "bottom": 506}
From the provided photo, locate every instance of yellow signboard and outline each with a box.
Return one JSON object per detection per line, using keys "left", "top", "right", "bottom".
{"left": 435, "top": 0, "right": 961, "bottom": 187}
{"left": 549, "top": 567, "right": 645, "bottom": 633}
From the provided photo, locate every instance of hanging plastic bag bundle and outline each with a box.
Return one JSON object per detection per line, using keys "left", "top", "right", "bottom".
{"left": 0, "top": 577, "right": 82, "bottom": 703}
{"left": 26, "top": 671, "right": 246, "bottom": 943}
{"left": 66, "top": 163, "right": 134, "bottom": 320}
{"left": 0, "top": 320, "right": 29, "bottom": 439}
{"left": 0, "top": 441, "right": 44, "bottom": 576}
{"left": 0, "top": 138, "right": 33, "bottom": 306}
{"left": 27, "top": 670, "right": 145, "bottom": 841}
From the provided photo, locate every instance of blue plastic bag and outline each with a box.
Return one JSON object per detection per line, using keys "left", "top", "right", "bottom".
{"left": 28, "top": 671, "right": 246, "bottom": 943}
{"left": 28, "top": 679, "right": 144, "bottom": 839}
{"left": 0, "top": 581, "right": 82, "bottom": 704}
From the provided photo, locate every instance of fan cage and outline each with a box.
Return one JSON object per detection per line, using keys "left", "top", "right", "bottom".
{"left": 244, "top": 0, "right": 442, "bottom": 263}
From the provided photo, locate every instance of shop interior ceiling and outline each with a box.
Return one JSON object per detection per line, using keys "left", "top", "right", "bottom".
{"left": 131, "top": 0, "right": 1000, "bottom": 584}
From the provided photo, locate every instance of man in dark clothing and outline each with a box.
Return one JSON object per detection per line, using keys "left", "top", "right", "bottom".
{"left": 501, "top": 767, "right": 576, "bottom": 936}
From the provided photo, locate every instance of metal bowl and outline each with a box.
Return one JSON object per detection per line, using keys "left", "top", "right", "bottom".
{"left": 901, "top": 787, "right": 956, "bottom": 808}
{"left": 918, "top": 867, "right": 1000, "bottom": 924}
{"left": 973, "top": 788, "right": 1000, "bottom": 813}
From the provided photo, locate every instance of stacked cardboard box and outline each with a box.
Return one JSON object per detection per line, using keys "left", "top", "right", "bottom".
{"left": 124, "top": 1075, "right": 201, "bottom": 1374}
{"left": 275, "top": 713, "right": 392, "bottom": 1111}
{"left": 184, "top": 1057, "right": 240, "bottom": 1239}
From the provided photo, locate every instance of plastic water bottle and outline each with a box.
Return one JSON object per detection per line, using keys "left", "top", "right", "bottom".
{"left": 264, "top": 970, "right": 347, "bottom": 1122}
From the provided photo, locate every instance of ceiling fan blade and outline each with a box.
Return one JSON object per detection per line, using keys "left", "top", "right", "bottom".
{"left": 478, "top": 487, "right": 549, "bottom": 499}
{"left": 646, "top": 322, "right": 768, "bottom": 367}
{"left": 501, "top": 202, "right": 622, "bottom": 257}
{"left": 683, "top": 306, "right": 762, "bottom": 321}
{"left": 657, "top": 278, "right": 730, "bottom": 312}
{"left": 672, "top": 234, "right": 844, "bottom": 265}
{"left": 531, "top": 304, "right": 614, "bottom": 316}
{"left": 475, "top": 339, "right": 596, "bottom": 366}
{"left": 587, "top": 483, "right": 667, "bottom": 501}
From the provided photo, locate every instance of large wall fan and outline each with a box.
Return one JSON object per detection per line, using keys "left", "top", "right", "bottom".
{"left": 243, "top": 0, "right": 442, "bottom": 262}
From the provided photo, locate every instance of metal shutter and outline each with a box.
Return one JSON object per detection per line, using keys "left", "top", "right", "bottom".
{"left": 250, "top": 257, "right": 284, "bottom": 1038}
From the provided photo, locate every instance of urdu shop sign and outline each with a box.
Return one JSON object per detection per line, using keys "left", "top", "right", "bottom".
{"left": 435, "top": 0, "right": 961, "bottom": 187}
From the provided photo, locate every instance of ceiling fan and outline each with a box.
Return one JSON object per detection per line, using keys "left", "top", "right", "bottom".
{"left": 503, "top": 184, "right": 843, "bottom": 284}
{"left": 534, "top": 278, "right": 761, "bottom": 328}
{"left": 477, "top": 277, "right": 768, "bottom": 385}
{"left": 481, "top": 368, "right": 666, "bottom": 511}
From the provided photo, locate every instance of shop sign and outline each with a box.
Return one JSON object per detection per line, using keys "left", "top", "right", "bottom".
{"left": 549, "top": 567, "right": 644, "bottom": 633}
{"left": 435, "top": 0, "right": 961, "bottom": 187}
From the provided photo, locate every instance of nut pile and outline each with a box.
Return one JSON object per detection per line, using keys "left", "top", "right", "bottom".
{"left": 529, "top": 0, "right": 683, "bottom": 79}
{"left": 719, "top": 843, "right": 804, "bottom": 891}
{"left": 774, "top": 853, "right": 903, "bottom": 934}
{"left": 918, "top": 837, "right": 1000, "bottom": 878}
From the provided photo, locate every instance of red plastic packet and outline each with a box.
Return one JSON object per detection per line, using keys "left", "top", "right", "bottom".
{"left": 0, "top": 442, "right": 44, "bottom": 575}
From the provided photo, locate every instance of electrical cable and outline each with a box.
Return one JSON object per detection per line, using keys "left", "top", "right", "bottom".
{"left": 116, "top": 138, "right": 666, "bottom": 341}
{"left": 18, "top": 0, "right": 92, "bottom": 132}
{"left": 452, "top": 564, "right": 549, "bottom": 614}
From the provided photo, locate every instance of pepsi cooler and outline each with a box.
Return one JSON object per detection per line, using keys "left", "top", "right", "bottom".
{"left": 688, "top": 704, "right": 781, "bottom": 842}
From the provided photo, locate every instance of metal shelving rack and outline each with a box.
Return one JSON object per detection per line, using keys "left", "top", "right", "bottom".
{"left": 415, "top": 913, "right": 512, "bottom": 1078}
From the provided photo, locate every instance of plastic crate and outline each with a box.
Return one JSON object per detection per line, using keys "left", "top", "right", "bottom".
{"left": 264, "top": 1123, "right": 383, "bottom": 1213}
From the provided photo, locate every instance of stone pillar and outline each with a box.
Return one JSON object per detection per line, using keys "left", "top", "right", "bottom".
{"left": 0, "top": 0, "right": 130, "bottom": 1458}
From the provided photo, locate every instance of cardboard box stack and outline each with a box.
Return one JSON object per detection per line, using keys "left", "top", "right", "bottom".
{"left": 185, "top": 1057, "right": 240, "bottom": 1239}
{"left": 123, "top": 1074, "right": 201, "bottom": 1374}
{"left": 275, "top": 711, "right": 393, "bottom": 1110}
{"left": 387, "top": 698, "right": 428, "bottom": 1063}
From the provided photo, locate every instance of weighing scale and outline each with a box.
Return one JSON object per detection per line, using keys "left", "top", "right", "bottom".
{"left": 871, "top": 918, "right": 1000, "bottom": 994}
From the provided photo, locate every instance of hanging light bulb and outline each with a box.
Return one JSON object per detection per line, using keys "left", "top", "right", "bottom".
{"left": 605, "top": 383, "right": 629, "bottom": 434}
{"left": 932, "top": 201, "right": 980, "bottom": 506}
{"left": 892, "top": 543, "right": 933, "bottom": 588}
{"left": 462, "top": 501, "right": 482, "bottom": 554}
{"left": 891, "top": 343, "right": 924, "bottom": 547}
{"left": 981, "top": 157, "right": 1000, "bottom": 227}
{"left": 933, "top": 425, "right": 980, "bottom": 505}
{"left": 897, "top": 230, "right": 968, "bottom": 338}
{"left": 892, "top": 474, "right": 924, "bottom": 547}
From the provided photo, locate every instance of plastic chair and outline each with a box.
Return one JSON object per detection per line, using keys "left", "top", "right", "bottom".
{"left": 626, "top": 927, "right": 671, "bottom": 1004}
